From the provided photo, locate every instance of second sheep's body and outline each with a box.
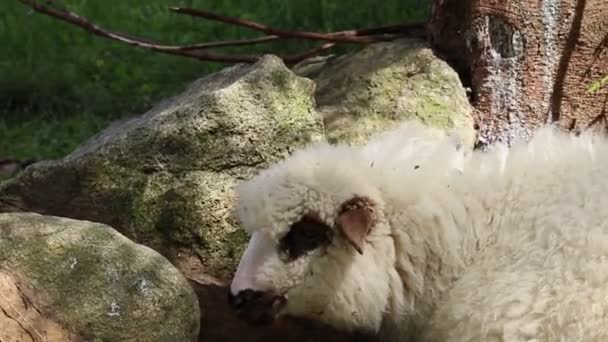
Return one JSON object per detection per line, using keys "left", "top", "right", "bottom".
{"left": 228, "top": 121, "right": 608, "bottom": 341}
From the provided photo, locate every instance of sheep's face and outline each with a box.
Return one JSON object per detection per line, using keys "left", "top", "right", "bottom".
{"left": 228, "top": 144, "right": 396, "bottom": 335}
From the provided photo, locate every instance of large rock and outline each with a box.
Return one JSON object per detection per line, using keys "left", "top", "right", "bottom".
{"left": 0, "top": 55, "right": 325, "bottom": 280}
{"left": 0, "top": 42, "right": 477, "bottom": 341}
{"left": 293, "top": 38, "right": 475, "bottom": 146}
{"left": 0, "top": 212, "right": 199, "bottom": 341}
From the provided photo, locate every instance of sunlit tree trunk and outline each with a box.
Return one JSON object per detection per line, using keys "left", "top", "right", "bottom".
{"left": 429, "top": 0, "right": 608, "bottom": 146}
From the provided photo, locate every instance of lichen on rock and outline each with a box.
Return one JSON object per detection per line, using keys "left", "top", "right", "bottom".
{"left": 0, "top": 212, "right": 200, "bottom": 341}
{"left": 293, "top": 38, "right": 475, "bottom": 146}
{"left": 0, "top": 55, "right": 325, "bottom": 280}
{"left": 0, "top": 42, "right": 480, "bottom": 341}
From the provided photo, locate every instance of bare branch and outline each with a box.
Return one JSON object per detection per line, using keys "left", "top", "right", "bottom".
{"left": 19, "top": 0, "right": 261, "bottom": 63}
{"left": 181, "top": 22, "right": 431, "bottom": 51}
{"left": 332, "top": 23, "right": 428, "bottom": 38}
{"left": 169, "top": 6, "right": 385, "bottom": 44}
{"left": 283, "top": 43, "right": 337, "bottom": 65}
{"left": 19, "top": 0, "right": 428, "bottom": 65}
{"left": 586, "top": 113, "right": 607, "bottom": 130}
{"left": 178, "top": 35, "right": 280, "bottom": 50}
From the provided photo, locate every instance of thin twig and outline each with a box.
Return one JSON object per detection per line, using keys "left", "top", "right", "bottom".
{"left": 586, "top": 113, "right": 606, "bottom": 130}
{"left": 331, "top": 23, "right": 428, "bottom": 38}
{"left": 110, "top": 29, "right": 283, "bottom": 50}
{"left": 169, "top": 6, "right": 390, "bottom": 43}
{"left": 178, "top": 35, "right": 280, "bottom": 50}
{"left": 19, "top": 0, "right": 261, "bottom": 63}
{"left": 181, "top": 22, "right": 430, "bottom": 51}
{"left": 565, "top": 118, "right": 577, "bottom": 132}
{"left": 581, "top": 31, "right": 608, "bottom": 81}
{"left": 19, "top": 0, "right": 428, "bottom": 65}
{"left": 283, "top": 42, "right": 337, "bottom": 65}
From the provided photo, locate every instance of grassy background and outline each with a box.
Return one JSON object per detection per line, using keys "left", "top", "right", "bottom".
{"left": 0, "top": 0, "right": 430, "bottom": 160}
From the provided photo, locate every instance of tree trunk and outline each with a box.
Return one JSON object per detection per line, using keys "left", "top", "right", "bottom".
{"left": 429, "top": 0, "right": 608, "bottom": 146}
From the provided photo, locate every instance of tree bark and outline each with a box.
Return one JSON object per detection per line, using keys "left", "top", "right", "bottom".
{"left": 429, "top": 0, "right": 608, "bottom": 146}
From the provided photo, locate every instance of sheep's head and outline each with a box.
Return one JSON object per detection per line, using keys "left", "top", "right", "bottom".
{"left": 228, "top": 143, "right": 396, "bottom": 335}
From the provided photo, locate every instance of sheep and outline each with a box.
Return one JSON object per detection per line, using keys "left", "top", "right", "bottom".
{"left": 227, "top": 120, "right": 608, "bottom": 341}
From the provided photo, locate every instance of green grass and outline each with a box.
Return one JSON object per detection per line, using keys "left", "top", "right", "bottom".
{"left": 0, "top": 112, "right": 109, "bottom": 160}
{"left": 0, "top": 0, "right": 430, "bottom": 160}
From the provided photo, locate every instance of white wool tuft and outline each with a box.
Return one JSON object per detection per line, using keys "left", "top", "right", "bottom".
{"left": 231, "top": 120, "right": 608, "bottom": 341}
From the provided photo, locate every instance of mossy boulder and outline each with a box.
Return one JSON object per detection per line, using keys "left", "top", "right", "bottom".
{"left": 0, "top": 42, "right": 474, "bottom": 286}
{"left": 293, "top": 38, "right": 475, "bottom": 146}
{"left": 0, "top": 212, "right": 200, "bottom": 341}
{"left": 0, "top": 55, "right": 325, "bottom": 280}
{"left": 0, "top": 44, "right": 478, "bottom": 341}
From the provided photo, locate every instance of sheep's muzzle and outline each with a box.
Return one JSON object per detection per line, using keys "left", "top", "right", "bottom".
{"left": 228, "top": 289, "right": 287, "bottom": 326}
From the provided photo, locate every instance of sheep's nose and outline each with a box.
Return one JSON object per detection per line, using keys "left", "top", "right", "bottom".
{"left": 228, "top": 289, "right": 287, "bottom": 325}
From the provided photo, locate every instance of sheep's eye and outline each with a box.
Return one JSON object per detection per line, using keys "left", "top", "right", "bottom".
{"left": 279, "top": 216, "right": 333, "bottom": 261}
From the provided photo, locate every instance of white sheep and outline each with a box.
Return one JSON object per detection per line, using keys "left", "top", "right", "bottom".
{"left": 227, "top": 120, "right": 608, "bottom": 341}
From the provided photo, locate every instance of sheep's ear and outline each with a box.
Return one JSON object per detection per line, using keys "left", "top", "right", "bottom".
{"left": 336, "top": 197, "right": 375, "bottom": 255}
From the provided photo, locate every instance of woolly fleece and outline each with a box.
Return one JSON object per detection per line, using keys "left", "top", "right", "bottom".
{"left": 231, "top": 121, "right": 608, "bottom": 341}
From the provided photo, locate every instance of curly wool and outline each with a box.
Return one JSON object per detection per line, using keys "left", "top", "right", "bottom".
{"left": 232, "top": 120, "right": 608, "bottom": 341}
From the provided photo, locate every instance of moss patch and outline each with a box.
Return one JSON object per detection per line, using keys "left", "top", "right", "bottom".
{"left": 0, "top": 56, "right": 325, "bottom": 281}
{"left": 296, "top": 38, "right": 475, "bottom": 146}
{"left": 0, "top": 213, "right": 200, "bottom": 341}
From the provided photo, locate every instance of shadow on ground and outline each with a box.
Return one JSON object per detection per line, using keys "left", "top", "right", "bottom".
{"left": 191, "top": 280, "right": 378, "bottom": 342}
